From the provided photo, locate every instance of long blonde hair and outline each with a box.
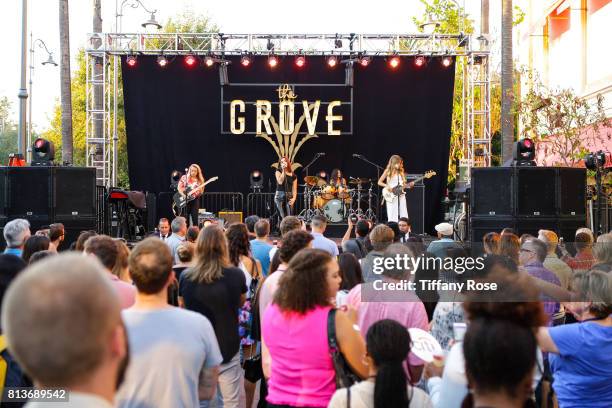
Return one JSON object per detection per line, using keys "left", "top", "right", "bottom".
{"left": 184, "top": 225, "right": 229, "bottom": 284}
{"left": 188, "top": 164, "right": 205, "bottom": 184}
{"left": 385, "top": 155, "right": 404, "bottom": 177}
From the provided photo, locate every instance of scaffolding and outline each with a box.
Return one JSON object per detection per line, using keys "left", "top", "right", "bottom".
{"left": 85, "top": 33, "right": 490, "bottom": 187}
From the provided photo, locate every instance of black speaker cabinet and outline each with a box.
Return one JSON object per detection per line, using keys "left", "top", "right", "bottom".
{"left": 470, "top": 216, "right": 515, "bottom": 243}
{"left": 471, "top": 168, "right": 513, "bottom": 217}
{"left": 54, "top": 167, "right": 97, "bottom": 219}
{"left": 405, "top": 185, "right": 425, "bottom": 235}
{"left": 515, "top": 167, "right": 557, "bottom": 217}
{"left": 557, "top": 168, "right": 586, "bottom": 217}
{"left": 7, "top": 167, "right": 53, "bottom": 221}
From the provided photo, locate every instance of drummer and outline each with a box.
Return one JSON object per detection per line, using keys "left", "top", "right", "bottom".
{"left": 329, "top": 168, "right": 347, "bottom": 189}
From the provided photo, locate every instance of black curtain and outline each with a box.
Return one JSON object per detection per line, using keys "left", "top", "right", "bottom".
{"left": 122, "top": 55, "right": 455, "bottom": 233}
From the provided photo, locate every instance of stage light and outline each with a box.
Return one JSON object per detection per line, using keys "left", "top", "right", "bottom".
{"left": 204, "top": 56, "right": 214, "bottom": 67}
{"left": 268, "top": 55, "right": 278, "bottom": 68}
{"left": 414, "top": 56, "right": 426, "bottom": 67}
{"left": 388, "top": 56, "right": 400, "bottom": 69}
{"left": 327, "top": 55, "right": 338, "bottom": 68}
{"left": 441, "top": 56, "right": 452, "bottom": 67}
{"left": 157, "top": 55, "right": 168, "bottom": 67}
{"left": 240, "top": 55, "right": 251, "bottom": 67}
{"left": 512, "top": 138, "right": 536, "bottom": 166}
{"left": 334, "top": 39, "right": 343, "bottom": 49}
{"left": 359, "top": 55, "right": 371, "bottom": 67}
{"left": 31, "top": 138, "right": 55, "bottom": 165}
{"left": 126, "top": 55, "right": 137, "bottom": 67}
{"left": 184, "top": 55, "right": 197, "bottom": 67}
{"left": 295, "top": 55, "right": 306, "bottom": 68}
{"left": 317, "top": 170, "right": 327, "bottom": 180}
{"left": 250, "top": 170, "right": 264, "bottom": 191}
{"left": 170, "top": 170, "right": 182, "bottom": 190}
{"left": 584, "top": 151, "right": 607, "bottom": 170}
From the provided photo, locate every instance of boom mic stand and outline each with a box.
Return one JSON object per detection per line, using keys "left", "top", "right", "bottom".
{"left": 299, "top": 152, "right": 325, "bottom": 221}
{"left": 353, "top": 154, "right": 384, "bottom": 221}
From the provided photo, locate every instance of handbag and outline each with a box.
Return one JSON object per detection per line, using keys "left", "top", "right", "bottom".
{"left": 327, "top": 308, "right": 359, "bottom": 389}
{"left": 242, "top": 353, "right": 263, "bottom": 383}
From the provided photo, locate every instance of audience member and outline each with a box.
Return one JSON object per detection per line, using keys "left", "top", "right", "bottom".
{"left": 0, "top": 255, "right": 26, "bottom": 305}
{"left": 520, "top": 233, "right": 536, "bottom": 246}
{"left": 155, "top": 218, "right": 171, "bottom": 240}
{"left": 244, "top": 215, "right": 260, "bottom": 240}
{"left": 173, "top": 242, "right": 195, "bottom": 281}
{"left": 361, "top": 224, "right": 394, "bottom": 282}
{"left": 84, "top": 235, "right": 136, "bottom": 309}
{"left": 561, "top": 231, "right": 595, "bottom": 271}
{"left": 310, "top": 215, "right": 339, "bottom": 256}
{"left": 500, "top": 227, "right": 517, "bottom": 236}
{"left": 592, "top": 232, "right": 612, "bottom": 272}
{"left": 336, "top": 252, "right": 363, "bottom": 307}
{"left": 269, "top": 216, "right": 303, "bottom": 260}
{"left": 398, "top": 217, "right": 412, "bottom": 242}
{"left": 22, "top": 235, "right": 50, "bottom": 264}
{"left": 262, "top": 249, "right": 368, "bottom": 407}
{"left": 250, "top": 219, "right": 273, "bottom": 276}
{"left": 75, "top": 230, "right": 97, "bottom": 252}
{"left": 347, "top": 243, "right": 429, "bottom": 383}
{"left": 1, "top": 254, "right": 128, "bottom": 408}
{"left": 112, "top": 240, "right": 131, "bottom": 283}
{"left": 3, "top": 219, "right": 31, "bottom": 257}
{"left": 537, "top": 270, "right": 612, "bottom": 408}
{"left": 166, "top": 217, "right": 187, "bottom": 264}
{"left": 179, "top": 225, "right": 247, "bottom": 408}
{"left": 341, "top": 218, "right": 370, "bottom": 260}
{"left": 499, "top": 233, "right": 520, "bottom": 264}
{"left": 28, "top": 250, "right": 54, "bottom": 265}
{"left": 329, "top": 319, "right": 432, "bottom": 408}
{"left": 575, "top": 227, "right": 594, "bottom": 242}
{"left": 427, "top": 222, "right": 461, "bottom": 259}
{"left": 186, "top": 225, "right": 200, "bottom": 243}
{"left": 482, "top": 232, "right": 500, "bottom": 255}
{"left": 48, "top": 223, "right": 65, "bottom": 252}
{"left": 116, "top": 238, "right": 222, "bottom": 407}
{"left": 538, "top": 229, "right": 573, "bottom": 289}
{"left": 386, "top": 221, "right": 402, "bottom": 243}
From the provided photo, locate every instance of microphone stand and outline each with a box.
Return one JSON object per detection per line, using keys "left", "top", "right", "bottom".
{"left": 300, "top": 153, "right": 324, "bottom": 221}
{"left": 354, "top": 154, "right": 384, "bottom": 221}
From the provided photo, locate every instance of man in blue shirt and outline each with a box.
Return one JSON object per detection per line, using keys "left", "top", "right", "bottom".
{"left": 165, "top": 217, "right": 187, "bottom": 264}
{"left": 2, "top": 219, "right": 31, "bottom": 258}
{"left": 310, "top": 215, "right": 339, "bottom": 257}
{"left": 250, "top": 219, "right": 273, "bottom": 276}
{"left": 427, "top": 222, "right": 460, "bottom": 259}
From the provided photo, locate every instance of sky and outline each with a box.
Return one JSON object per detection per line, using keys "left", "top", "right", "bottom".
{"left": 0, "top": 0, "right": 496, "bottom": 132}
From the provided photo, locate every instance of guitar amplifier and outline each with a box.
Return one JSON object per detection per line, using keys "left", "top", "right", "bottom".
{"left": 218, "top": 211, "right": 243, "bottom": 227}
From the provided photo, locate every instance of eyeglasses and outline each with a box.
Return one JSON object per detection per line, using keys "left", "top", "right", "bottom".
{"left": 520, "top": 248, "right": 535, "bottom": 254}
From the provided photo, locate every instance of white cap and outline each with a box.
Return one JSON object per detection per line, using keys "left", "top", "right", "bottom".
{"left": 435, "top": 222, "right": 454, "bottom": 236}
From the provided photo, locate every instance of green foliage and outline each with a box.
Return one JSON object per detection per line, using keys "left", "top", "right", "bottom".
{"left": 413, "top": 0, "right": 475, "bottom": 34}
{"left": 164, "top": 11, "right": 220, "bottom": 34}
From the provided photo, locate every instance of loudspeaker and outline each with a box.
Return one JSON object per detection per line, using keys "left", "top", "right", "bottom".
{"left": 156, "top": 192, "right": 174, "bottom": 225}
{"left": 515, "top": 217, "right": 558, "bottom": 237}
{"left": 558, "top": 218, "right": 588, "bottom": 243}
{"left": 7, "top": 167, "right": 53, "bottom": 220}
{"left": 471, "top": 168, "right": 513, "bottom": 216}
{"left": 557, "top": 168, "right": 586, "bottom": 217}
{"left": 515, "top": 167, "right": 557, "bottom": 217}
{"left": 470, "top": 216, "right": 515, "bottom": 243}
{"left": 145, "top": 192, "right": 157, "bottom": 232}
{"left": 0, "top": 167, "right": 7, "bottom": 218}
{"left": 54, "top": 167, "right": 96, "bottom": 219}
{"left": 405, "top": 185, "right": 425, "bottom": 234}
{"left": 219, "top": 211, "right": 243, "bottom": 226}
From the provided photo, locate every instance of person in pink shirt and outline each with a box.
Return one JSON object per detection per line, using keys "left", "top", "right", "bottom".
{"left": 262, "top": 249, "right": 368, "bottom": 408}
{"left": 347, "top": 243, "right": 429, "bottom": 383}
{"left": 84, "top": 235, "right": 136, "bottom": 309}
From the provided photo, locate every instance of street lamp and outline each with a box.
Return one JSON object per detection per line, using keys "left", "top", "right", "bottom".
{"left": 27, "top": 33, "right": 57, "bottom": 162}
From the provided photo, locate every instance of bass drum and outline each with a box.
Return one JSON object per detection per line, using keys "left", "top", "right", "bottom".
{"left": 323, "top": 199, "right": 345, "bottom": 223}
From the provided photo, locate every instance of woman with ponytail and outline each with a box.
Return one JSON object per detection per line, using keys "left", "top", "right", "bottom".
{"left": 328, "top": 319, "right": 432, "bottom": 408}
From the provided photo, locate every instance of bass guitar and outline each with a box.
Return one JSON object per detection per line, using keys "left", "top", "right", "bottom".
{"left": 173, "top": 176, "right": 219, "bottom": 210}
{"left": 382, "top": 170, "right": 436, "bottom": 203}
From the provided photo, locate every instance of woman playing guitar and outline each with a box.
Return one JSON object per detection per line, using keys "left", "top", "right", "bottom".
{"left": 378, "top": 155, "right": 414, "bottom": 222}
{"left": 178, "top": 164, "right": 205, "bottom": 226}
{"left": 274, "top": 156, "right": 298, "bottom": 218}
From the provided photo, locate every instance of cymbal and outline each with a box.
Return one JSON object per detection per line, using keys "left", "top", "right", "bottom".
{"left": 349, "top": 178, "right": 371, "bottom": 185}
{"left": 304, "top": 176, "right": 322, "bottom": 186}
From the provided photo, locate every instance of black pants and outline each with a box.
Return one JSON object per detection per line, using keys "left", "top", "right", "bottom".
{"left": 184, "top": 198, "right": 199, "bottom": 226}
{"left": 274, "top": 191, "right": 292, "bottom": 219}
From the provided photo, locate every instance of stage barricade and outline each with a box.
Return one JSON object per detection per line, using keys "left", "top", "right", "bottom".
{"left": 200, "top": 192, "right": 244, "bottom": 214}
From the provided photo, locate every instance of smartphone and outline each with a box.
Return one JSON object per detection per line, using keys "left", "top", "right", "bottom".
{"left": 453, "top": 322, "right": 467, "bottom": 342}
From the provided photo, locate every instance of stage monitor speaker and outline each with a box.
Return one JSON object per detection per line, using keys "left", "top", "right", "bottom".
{"left": 219, "top": 211, "right": 243, "bottom": 226}
{"left": 145, "top": 192, "right": 157, "bottom": 233}
{"left": 7, "top": 167, "right": 53, "bottom": 220}
{"left": 515, "top": 167, "right": 556, "bottom": 217}
{"left": 557, "top": 168, "right": 586, "bottom": 217}
{"left": 470, "top": 168, "right": 513, "bottom": 217}
{"left": 54, "top": 167, "right": 96, "bottom": 219}
{"left": 405, "top": 185, "right": 425, "bottom": 235}
{"left": 470, "top": 216, "right": 515, "bottom": 244}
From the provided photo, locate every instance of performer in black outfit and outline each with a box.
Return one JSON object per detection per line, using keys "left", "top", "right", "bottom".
{"left": 274, "top": 156, "right": 298, "bottom": 218}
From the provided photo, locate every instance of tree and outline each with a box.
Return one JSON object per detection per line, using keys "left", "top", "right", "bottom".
{"left": 501, "top": 0, "right": 514, "bottom": 163}
{"left": 59, "top": 0, "right": 73, "bottom": 163}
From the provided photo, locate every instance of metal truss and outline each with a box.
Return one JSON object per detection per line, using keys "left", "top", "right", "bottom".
{"left": 85, "top": 33, "right": 490, "bottom": 186}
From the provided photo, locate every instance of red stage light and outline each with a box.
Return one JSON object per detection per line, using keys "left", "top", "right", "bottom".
{"left": 295, "top": 56, "right": 306, "bottom": 68}
{"left": 388, "top": 56, "right": 400, "bottom": 69}
{"left": 241, "top": 55, "right": 251, "bottom": 67}
{"left": 414, "top": 56, "right": 426, "bottom": 67}
{"left": 204, "top": 56, "right": 214, "bottom": 67}
{"left": 359, "top": 56, "right": 371, "bottom": 67}
{"left": 185, "top": 55, "right": 197, "bottom": 67}
{"left": 523, "top": 138, "right": 533, "bottom": 148}
{"left": 268, "top": 55, "right": 278, "bottom": 68}
{"left": 327, "top": 55, "right": 338, "bottom": 68}
{"left": 126, "top": 55, "right": 137, "bottom": 67}
{"left": 157, "top": 55, "right": 168, "bottom": 67}
{"left": 442, "top": 56, "right": 452, "bottom": 67}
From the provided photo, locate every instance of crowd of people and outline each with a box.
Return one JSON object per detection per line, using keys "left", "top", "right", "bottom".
{"left": 0, "top": 214, "right": 611, "bottom": 408}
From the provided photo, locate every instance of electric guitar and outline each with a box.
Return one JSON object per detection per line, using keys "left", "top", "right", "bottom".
{"left": 382, "top": 170, "right": 436, "bottom": 203}
{"left": 173, "top": 176, "right": 219, "bottom": 209}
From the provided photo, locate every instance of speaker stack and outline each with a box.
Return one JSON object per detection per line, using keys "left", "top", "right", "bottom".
{"left": 470, "top": 167, "right": 587, "bottom": 243}
{"left": 0, "top": 167, "right": 97, "bottom": 250}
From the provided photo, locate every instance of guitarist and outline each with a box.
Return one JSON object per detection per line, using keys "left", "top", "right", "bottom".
{"left": 378, "top": 155, "right": 414, "bottom": 222}
{"left": 177, "top": 164, "right": 205, "bottom": 226}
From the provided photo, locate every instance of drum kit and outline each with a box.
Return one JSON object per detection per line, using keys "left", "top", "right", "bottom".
{"left": 299, "top": 175, "right": 377, "bottom": 223}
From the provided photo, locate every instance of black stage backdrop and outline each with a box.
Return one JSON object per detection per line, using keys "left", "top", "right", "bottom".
{"left": 122, "top": 55, "right": 455, "bottom": 233}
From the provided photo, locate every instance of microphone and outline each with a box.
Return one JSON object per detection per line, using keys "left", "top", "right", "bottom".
{"left": 352, "top": 153, "right": 361, "bottom": 158}
{"left": 317, "top": 152, "right": 326, "bottom": 156}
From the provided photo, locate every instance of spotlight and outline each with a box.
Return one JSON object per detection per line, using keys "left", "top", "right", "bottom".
{"left": 388, "top": 56, "right": 400, "bottom": 69}
{"left": 317, "top": 170, "right": 327, "bottom": 181}
{"left": 414, "top": 55, "right": 426, "bottom": 67}
{"left": 250, "top": 170, "right": 264, "bottom": 191}
{"left": 170, "top": 170, "right": 182, "bottom": 190}
{"left": 334, "top": 39, "right": 343, "bottom": 49}
{"left": 295, "top": 55, "right": 306, "bottom": 68}
{"left": 359, "top": 55, "right": 371, "bottom": 67}
{"left": 584, "top": 151, "right": 607, "bottom": 170}
{"left": 31, "top": 138, "right": 55, "bottom": 166}
{"left": 327, "top": 55, "right": 338, "bottom": 68}
{"left": 204, "top": 56, "right": 215, "bottom": 67}
{"left": 240, "top": 55, "right": 251, "bottom": 67}
{"left": 157, "top": 55, "right": 168, "bottom": 67}
{"left": 442, "top": 56, "right": 452, "bottom": 67}
{"left": 184, "top": 55, "right": 197, "bottom": 67}
{"left": 126, "top": 55, "right": 137, "bottom": 67}
{"left": 512, "top": 138, "right": 536, "bottom": 166}
{"left": 268, "top": 55, "right": 278, "bottom": 68}
{"left": 266, "top": 39, "right": 275, "bottom": 51}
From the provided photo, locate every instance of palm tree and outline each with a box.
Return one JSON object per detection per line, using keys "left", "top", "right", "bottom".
{"left": 481, "top": 0, "right": 489, "bottom": 34}
{"left": 501, "top": 0, "right": 514, "bottom": 163}
{"left": 59, "top": 0, "right": 73, "bottom": 163}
